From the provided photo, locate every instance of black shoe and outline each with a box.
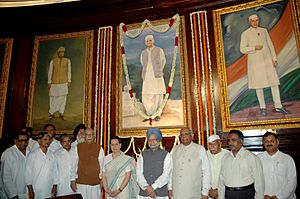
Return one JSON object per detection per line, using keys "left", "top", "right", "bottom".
{"left": 154, "top": 116, "right": 160, "bottom": 121}
{"left": 49, "top": 114, "right": 54, "bottom": 119}
{"left": 260, "top": 108, "right": 267, "bottom": 116}
{"left": 143, "top": 118, "right": 149, "bottom": 122}
{"left": 275, "top": 107, "right": 291, "bottom": 114}
{"left": 59, "top": 114, "right": 66, "bottom": 120}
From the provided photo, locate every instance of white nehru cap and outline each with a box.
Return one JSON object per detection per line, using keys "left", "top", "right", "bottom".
{"left": 208, "top": 134, "right": 221, "bottom": 143}
{"left": 57, "top": 46, "right": 65, "bottom": 52}
{"left": 145, "top": 34, "right": 154, "bottom": 42}
{"left": 248, "top": 14, "right": 259, "bottom": 21}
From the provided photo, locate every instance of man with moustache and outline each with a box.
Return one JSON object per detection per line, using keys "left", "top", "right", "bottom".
{"left": 207, "top": 134, "right": 229, "bottom": 199}
{"left": 70, "top": 128, "right": 105, "bottom": 199}
{"left": 54, "top": 134, "right": 75, "bottom": 196}
{"left": 218, "top": 130, "right": 264, "bottom": 199}
{"left": 25, "top": 131, "right": 58, "bottom": 199}
{"left": 44, "top": 123, "right": 62, "bottom": 153}
{"left": 258, "top": 132, "right": 297, "bottom": 199}
{"left": 169, "top": 127, "right": 211, "bottom": 199}
{"left": 136, "top": 128, "right": 172, "bottom": 199}
{"left": 1, "top": 131, "right": 29, "bottom": 199}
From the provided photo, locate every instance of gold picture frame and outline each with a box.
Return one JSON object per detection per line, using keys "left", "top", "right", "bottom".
{"left": 26, "top": 31, "right": 93, "bottom": 133}
{"left": 116, "top": 16, "right": 191, "bottom": 137}
{"left": 0, "top": 38, "right": 13, "bottom": 138}
{"left": 213, "top": 0, "right": 300, "bottom": 131}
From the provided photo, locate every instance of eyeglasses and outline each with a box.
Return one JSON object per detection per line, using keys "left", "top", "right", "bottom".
{"left": 148, "top": 139, "right": 158, "bottom": 142}
{"left": 179, "top": 133, "right": 191, "bottom": 137}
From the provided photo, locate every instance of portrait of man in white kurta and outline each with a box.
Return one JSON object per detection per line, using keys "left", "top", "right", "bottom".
{"left": 240, "top": 14, "right": 290, "bottom": 116}
{"left": 48, "top": 46, "right": 71, "bottom": 120}
{"left": 140, "top": 35, "right": 166, "bottom": 122}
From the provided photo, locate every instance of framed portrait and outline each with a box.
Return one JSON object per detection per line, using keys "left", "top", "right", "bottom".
{"left": 116, "top": 15, "right": 191, "bottom": 137}
{"left": 0, "top": 38, "right": 13, "bottom": 138}
{"left": 26, "top": 31, "right": 94, "bottom": 133}
{"left": 213, "top": 0, "right": 300, "bottom": 131}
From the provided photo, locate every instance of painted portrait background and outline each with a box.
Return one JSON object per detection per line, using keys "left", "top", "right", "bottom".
{"left": 221, "top": 0, "right": 300, "bottom": 122}
{"left": 120, "top": 22, "right": 185, "bottom": 130}
{"left": 31, "top": 37, "right": 87, "bottom": 131}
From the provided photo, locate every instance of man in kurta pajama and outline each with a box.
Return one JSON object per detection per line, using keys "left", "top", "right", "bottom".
{"left": 169, "top": 127, "right": 211, "bottom": 199}
{"left": 258, "top": 132, "right": 297, "bottom": 199}
{"left": 48, "top": 46, "right": 71, "bottom": 120}
{"left": 240, "top": 14, "right": 290, "bottom": 116}
{"left": 1, "top": 132, "right": 29, "bottom": 199}
{"left": 136, "top": 128, "right": 172, "bottom": 199}
{"left": 25, "top": 132, "right": 59, "bottom": 199}
{"left": 54, "top": 134, "right": 75, "bottom": 196}
{"left": 70, "top": 128, "right": 105, "bottom": 199}
{"left": 207, "top": 135, "right": 229, "bottom": 199}
{"left": 140, "top": 35, "right": 166, "bottom": 121}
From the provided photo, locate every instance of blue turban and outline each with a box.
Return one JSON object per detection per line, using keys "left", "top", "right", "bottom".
{"left": 146, "top": 128, "right": 162, "bottom": 141}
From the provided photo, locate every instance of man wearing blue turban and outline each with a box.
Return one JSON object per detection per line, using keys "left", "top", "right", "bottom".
{"left": 136, "top": 128, "right": 172, "bottom": 199}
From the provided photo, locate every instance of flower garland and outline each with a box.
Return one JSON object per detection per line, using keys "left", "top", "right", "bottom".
{"left": 119, "top": 14, "right": 180, "bottom": 124}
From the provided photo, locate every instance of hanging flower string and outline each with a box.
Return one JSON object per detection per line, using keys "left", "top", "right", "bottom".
{"left": 119, "top": 14, "right": 180, "bottom": 123}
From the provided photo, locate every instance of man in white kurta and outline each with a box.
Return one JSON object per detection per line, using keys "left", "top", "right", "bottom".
{"left": 55, "top": 134, "right": 75, "bottom": 196}
{"left": 258, "top": 132, "right": 297, "bottom": 199}
{"left": 136, "top": 128, "right": 172, "bottom": 199}
{"left": 140, "top": 35, "right": 166, "bottom": 121}
{"left": 240, "top": 14, "right": 290, "bottom": 116}
{"left": 206, "top": 135, "right": 229, "bottom": 199}
{"left": 170, "top": 127, "right": 211, "bottom": 199}
{"left": 1, "top": 132, "right": 29, "bottom": 199}
{"left": 44, "top": 123, "right": 62, "bottom": 153}
{"left": 25, "top": 132, "right": 58, "bottom": 199}
{"left": 48, "top": 46, "right": 71, "bottom": 119}
{"left": 70, "top": 128, "right": 105, "bottom": 199}
{"left": 218, "top": 130, "right": 264, "bottom": 199}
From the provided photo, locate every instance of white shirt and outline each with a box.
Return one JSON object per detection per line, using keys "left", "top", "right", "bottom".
{"left": 218, "top": 147, "right": 264, "bottom": 199}
{"left": 25, "top": 148, "right": 58, "bottom": 199}
{"left": 70, "top": 145, "right": 105, "bottom": 182}
{"left": 27, "top": 138, "right": 39, "bottom": 152}
{"left": 207, "top": 148, "right": 229, "bottom": 189}
{"left": 170, "top": 142, "right": 211, "bottom": 198}
{"left": 258, "top": 150, "right": 297, "bottom": 199}
{"left": 136, "top": 149, "right": 172, "bottom": 199}
{"left": 55, "top": 147, "right": 75, "bottom": 196}
{"left": 49, "top": 139, "right": 62, "bottom": 153}
{"left": 1, "top": 145, "right": 29, "bottom": 198}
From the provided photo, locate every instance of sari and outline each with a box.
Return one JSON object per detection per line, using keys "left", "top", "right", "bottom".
{"left": 104, "top": 153, "right": 138, "bottom": 199}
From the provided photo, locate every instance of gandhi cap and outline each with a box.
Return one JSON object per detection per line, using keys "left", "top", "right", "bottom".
{"left": 208, "top": 134, "right": 221, "bottom": 143}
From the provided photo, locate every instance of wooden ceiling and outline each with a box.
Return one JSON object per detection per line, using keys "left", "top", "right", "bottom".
{"left": 0, "top": 0, "right": 238, "bottom": 36}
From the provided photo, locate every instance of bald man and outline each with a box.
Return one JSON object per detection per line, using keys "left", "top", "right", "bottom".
{"left": 48, "top": 46, "right": 72, "bottom": 120}
{"left": 240, "top": 14, "right": 290, "bottom": 116}
{"left": 136, "top": 128, "right": 172, "bottom": 199}
{"left": 140, "top": 35, "right": 166, "bottom": 122}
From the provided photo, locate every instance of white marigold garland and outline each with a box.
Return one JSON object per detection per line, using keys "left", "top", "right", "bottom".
{"left": 119, "top": 14, "right": 180, "bottom": 125}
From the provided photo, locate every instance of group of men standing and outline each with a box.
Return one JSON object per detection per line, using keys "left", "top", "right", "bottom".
{"left": 0, "top": 125, "right": 297, "bottom": 199}
{"left": 137, "top": 128, "right": 297, "bottom": 199}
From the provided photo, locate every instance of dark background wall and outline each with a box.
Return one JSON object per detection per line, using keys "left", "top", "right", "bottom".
{"left": 0, "top": 0, "right": 299, "bottom": 196}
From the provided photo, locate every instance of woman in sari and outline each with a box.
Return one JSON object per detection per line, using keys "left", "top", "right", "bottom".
{"left": 103, "top": 136, "right": 138, "bottom": 199}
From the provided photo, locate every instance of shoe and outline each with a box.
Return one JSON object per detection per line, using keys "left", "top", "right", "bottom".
{"left": 275, "top": 107, "right": 291, "bottom": 114}
{"left": 49, "top": 114, "right": 54, "bottom": 119}
{"left": 143, "top": 118, "right": 149, "bottom": 122}
{"left": 59, "top": 114, "right": 66, "bottom": 120}
{"left": 154, "top": 116, "right": 160, "bottom": 121}
{"left": 260, "top": 109, "right": 267, "bottom": 116}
